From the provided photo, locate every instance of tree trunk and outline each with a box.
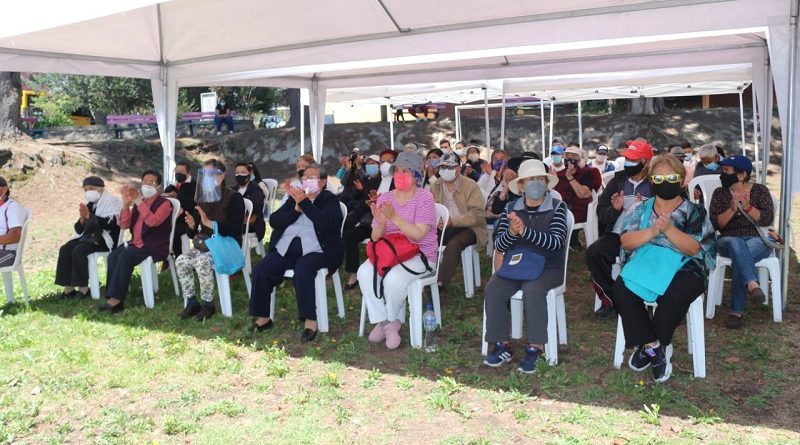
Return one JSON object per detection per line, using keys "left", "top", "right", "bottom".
{"left": 630, "top": 97, "right": 665, "bottom": 115}
{"left": 285, "top": 88, "right": 309, "bottom": 129}
{"left": 0, "top": 72, "right": 22, "bottom": 140}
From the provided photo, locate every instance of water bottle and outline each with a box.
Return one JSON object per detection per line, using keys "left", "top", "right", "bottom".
{"left": 423, "top": 303, "right": 438, "bottom": 352}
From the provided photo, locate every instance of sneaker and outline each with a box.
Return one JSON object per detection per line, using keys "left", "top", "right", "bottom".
{"left": 628, "top": 345, "right": 651, "bottom": 372}
{"left": 726, "top": 314, "right": 743, "bottom": 329}
{"left": 194, "top": 305, "right": 216, "bottom": 322}
{"left": 216, "top": 131, "right": 222, "bottom": 136}
{"left": 594, "top": 305, "right": 616, "bottom": 321}
{"left": 178, "top": 304, "right": 201, "bottom": 320}
{"left": 517, "top": 345, "right": 543, "bottom": 374}
{"left": 228, "top": 130, "right": 234, "bottom": 134}
{"left": 647, "top": 344, "right": 672, "bottom": 383}
{"left": 483, "top": 342, "right": 513, "bottom": 367}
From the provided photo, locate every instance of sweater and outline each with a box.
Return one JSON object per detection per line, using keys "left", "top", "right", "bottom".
{"left": 430, "top": 175, "right": 489, "bottom": 249}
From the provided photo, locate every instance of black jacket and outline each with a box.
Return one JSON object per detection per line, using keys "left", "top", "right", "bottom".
{"left": 74, "top": 201, "right": 121, "bottom": 249}
{"left": 189, "top": 188, "right": 245, "bottom": 247}
{"left": 233, "top": 181, "right": 266, "bottom": 241}
{"left": 269, "top": 189, "right": 344, "bottom": 272}
{"left": 164, "top": 179, "right": 197, "bottom": 213}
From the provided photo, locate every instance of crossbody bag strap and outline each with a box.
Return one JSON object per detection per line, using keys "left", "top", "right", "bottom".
{"left": 736, "top": 201, "right": 782, "bottom": 249}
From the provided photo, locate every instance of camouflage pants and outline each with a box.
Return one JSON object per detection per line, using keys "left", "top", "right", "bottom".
{"left": 175, "top": 249, "right": 216, "bottom": 303}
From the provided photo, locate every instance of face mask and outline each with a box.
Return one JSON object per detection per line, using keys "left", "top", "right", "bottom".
{"left": 235, "top": 175, "right": 249, "bottom": 187}
{"left": 175, "top": 172, "right": 187, "bottom": 183}
{"left": 141, "top": 185, "right": 158, "bottom": 199}
{"left": 85, "top": 190, "right": 101, "bottom": 203}
{"left": 302, "top": 179, "right": 320, "bottom": 194}
{"left": 427, "top": 158, "right": 440, "bottom": 169}
{"left": 439, "top": 168, "right": 457, "bottom": 182}
{"left": 720, "top": 172, "right": 740, "bottom": 188}
{"left": 565, "top": 158, "right": 580, "bottom": 168}
{"left": 624, "top": 161, "right": 645, "bottom": 177}
{"left": 551, "top": 155, "right": 562, "bottom": 164}
{"left": 704, "top": 162, "right": 719, "bottom": 171}
{"left": 596, "top": 155, "right": 607, "bottom": 163}
{"left": 297, "top": 169, "right": 305, "bottom": 179}
{"left": 380, "top": 162, "right": 393, "bottom": 177}
{"left": 365, "top": 164, "right": 379, "bottom": 176}
{"left": 468, "top": 153, "right": 480, "bottom": 163}
{"left": 524, "top": 180, "right": 547, "bottom": 200}
{"left": 492, "top": 160, "right": 506, "bottom": 171}
{"left": 219, "top": 100, "right": 225, "bottom": 106}
{"left": 393, "top": 171, "right": 412, "bottom": 190}
{"left": 652, "top": 181, "right": 682, "bottom": 200}
{"left": 455, "top": 149, "right": 464, "bottom": 157}
{"left": 250, "top": 174, "right": 256, "bottom": 181}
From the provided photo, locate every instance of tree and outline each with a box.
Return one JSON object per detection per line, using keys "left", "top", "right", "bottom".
{"left": 28, "top": 74, "right": 153, "bottom": 121}
{"left": 285, "top": 88, "right": 308, "bottom": 128}
{"left": 0, "top": 72, "right": 22, "bottom": 140}
{"left": 630, "top": 97, "right": 665, "bottom": 115}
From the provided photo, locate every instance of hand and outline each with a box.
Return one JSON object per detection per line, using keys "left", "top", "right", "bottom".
{"left": 566, "top": 163, "right": 576, "bottom": 178}
{"left": 733, "top": 189, "right": 750, "bottom": 209}
{"left": 611, "top": 191, "right": 624, "bottom": 211}
{"left": 195, "top": 206, "right": 212, "bottom": 228}
{"left": 121, "top": 185, "right": 137, "bottom": 207}
{"left": 340, "top": 156, "right": 351, "bottom": 169}
{"left": 652, "top": 214, "right": 670, "bottom": 234}
{"left": 163, "top": 191, "right": 177, "bottom": 198}
{"left": 635, "top": 193, "right": 643, "bottom": 202}
{"left": 79, "top": 203, "right": 90, "bottom": 220}
{"left": 185, "top": 212, "right": 196, "bottom": 231}
{"left": 508, "top": 212, "right": 525, "bottom": 236}
{"left": 288, "top": 186, "right": 308, "bottom": 204}
{"left": 370, "top": 203, "right": 387, "bottom": 226}
{"left": 694, "top": 188, "right": 702, "bottom": 202}
{"left": 366, "top": 190, "right": 378, "bottom": 205}
{"left": 354, "top": 179, "right": 363, "bottom": 191}
{"left": 503, "top": 169, "right": 517, "bottom": 183}
{"left": 481, "top": 161, "right": 492, "bottom": 175}
{"left": 380, "top": 203, "right": 396, "bottom": 221}
{"left": 463, "top": 165, "right": 473, "bottom": 177}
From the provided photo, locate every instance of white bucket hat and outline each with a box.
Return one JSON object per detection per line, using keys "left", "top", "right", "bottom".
{"left": 508, "top": 159, "right": 558, "bottom": 194}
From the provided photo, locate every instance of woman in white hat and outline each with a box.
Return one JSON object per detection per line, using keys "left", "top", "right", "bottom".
{"left": 483, "top": 159, "right": 569, "bottom": 374}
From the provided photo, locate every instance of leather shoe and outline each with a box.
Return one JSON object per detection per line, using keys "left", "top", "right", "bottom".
{"left": 178, "top": 304, "right": 201, "bottom": 320}
{"left": 249, "top": 319, "right": 274, "bottom": 333}
{"left": 194, "top": 305, "right": 216, "bottom": 322}
{"left": 301, "top": 328, "right": 318, "bottom": 343}
{"left": 726, "top": 314, "right": 743, "bottom": 329}
{"left": 98, "top": 301, "right": 124, "bottom": 314}
{"left": 344, "top": 280, "right": 359, "bottom": 291}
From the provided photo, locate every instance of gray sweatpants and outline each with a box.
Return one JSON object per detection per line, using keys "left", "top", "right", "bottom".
{"left": 483, "top": 267, "right": 563, "bottom": 345}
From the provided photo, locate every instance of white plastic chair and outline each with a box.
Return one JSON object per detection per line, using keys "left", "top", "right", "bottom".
{"left": 613, "top": 294, "right": 707, "bottom": 379}
{"left": 216, "top": 198, "right": 254, "bottom": 317}
{"left": 601, "top": 171, "right": 616, "bottom": 189}
{"left": 87, "top": 229, "right": 124, "bottom": 299}
{"left": 461, "top": 244, "right": 481, "bottom": 298}
{"left": 358, "top": 204, "right": 449, "bottom": 347}
{"left": 262, "top": 178, "right": 278, "bottom": 218}
{"left": 137, "top": 197, "right": 182, "bottom": 308}
{"left": 572, "top": 190, "right": 598, "bottom": 247}
{"left": 1, "top": 209, "right": 31, "bottom": 304}
{"left": 480, "top": 211, "right": 574, "bottom": 366}
{"left": 706, "top": 254, "right": 783, "bottom": 321}
{"left": 688, "top": 175, "right": 721, "bottom": 215}
{"left": 268, "top": 202, "right": 348, "bottom": 332}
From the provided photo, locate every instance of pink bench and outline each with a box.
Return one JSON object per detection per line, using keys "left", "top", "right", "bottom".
{"left": 181, "top": 111, "right": 238, "bottom": 136}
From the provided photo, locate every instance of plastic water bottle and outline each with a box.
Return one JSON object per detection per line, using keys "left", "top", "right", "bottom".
{"left": 423, "top": 303, "right": 438, "bottom": 352}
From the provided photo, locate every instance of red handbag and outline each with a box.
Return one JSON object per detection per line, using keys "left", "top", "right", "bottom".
{"left": 366, "top": 233, "right": 432, "bottom": 299}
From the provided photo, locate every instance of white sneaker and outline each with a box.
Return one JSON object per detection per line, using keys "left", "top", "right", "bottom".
{"left": 229, "top": 130, "right": 234, "bottom": 134}
{"left": 216, "top": 131, "right": 222, "bottom": 136}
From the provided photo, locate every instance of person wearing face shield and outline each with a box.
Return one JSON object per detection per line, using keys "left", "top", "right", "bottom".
{"left": 98, "top": 170, "right": 173, "bottom": 314}
{"left": 233, "top": 162, "right": 266, "bottom": 243}
{"left": 55, "top": 176, "right": 123, "bottom": 299}
{"left": 587, "top": 139, "right": 654, "bottom": 321}
{"left": 483, "top": 160, "right": 569, "bottom": 374}
{"left": 163, "top": 160, "right": 197, "bottom": 256}
{"left": 554, "top": 146, "right": 602, "bottom": 250}
{"left": 175, "top": 159, "right": 246, "bottom": 322}
{"left": 248, "top": 164, "right": 344, "bottom": 343}
{"left": 430, "top": 152, "right": 489, "bottom": 288}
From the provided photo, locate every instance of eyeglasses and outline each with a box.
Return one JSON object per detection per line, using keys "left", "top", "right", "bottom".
{"left": 142, "top": 180, "right": 159, "bottom": 187}
{"left": 650, "top": 174, "right": 682, "bottom": 184}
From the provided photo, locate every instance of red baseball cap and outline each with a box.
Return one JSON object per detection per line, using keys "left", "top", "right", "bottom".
{"left": 622, "top": 140, "right": 654, "bottom": 161}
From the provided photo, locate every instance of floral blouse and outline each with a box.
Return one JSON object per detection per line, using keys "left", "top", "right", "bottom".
{"left": 613, "top": 197, "right": 717, "bottom": 273}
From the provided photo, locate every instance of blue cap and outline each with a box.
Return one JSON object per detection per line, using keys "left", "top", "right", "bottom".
{"left": 550, "top": 145, "right": 565, "bottom": 155}
{"left": 720, "top": 155, "right": 752, "bottom": 174}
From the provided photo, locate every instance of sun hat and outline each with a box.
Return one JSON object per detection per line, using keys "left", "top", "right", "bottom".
{"left": 508, "top": 159, "right": 558, "bottom": 194}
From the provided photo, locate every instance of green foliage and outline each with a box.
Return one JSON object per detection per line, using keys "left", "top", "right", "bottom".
{"left": 638, "top": 403, "right": 661, "bottom": 426}
{"left": 178, "top": 86, "right": 285, "bottom": 118}
{"left": 32, "top": 100, "right": 73, "bottom": 128}
{"left": 28, "top": 73, "right": 153, "bottom": 116}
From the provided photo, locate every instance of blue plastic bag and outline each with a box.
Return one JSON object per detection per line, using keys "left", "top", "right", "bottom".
{"left": 205, "top": 222, "right": 245, "bottom": 275}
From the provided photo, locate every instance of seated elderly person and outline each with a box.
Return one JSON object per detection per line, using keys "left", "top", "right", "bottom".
{"left": 55, "top": 176, "right": 122, "bottom": 299}
{"left": 692, "top": 143, "right": 723, "bottom": 178}
{"left": 99, "top": 170, "right": 173, "bottom": 314}
{"left": 483, "top": 160, "right": 568, "bottom": 374}
{"left": 612, "top": 154, "right": 715, "bottom": 383}
{"left": 280, "top": 154, "right": 317, "bottom": 205}
{"left": 709, "top": 156, "right": 774, "bottom": 329}
{"left": 554, "top": 145, "right": 601, "bottom": 249}
{"left": 248, "top": 164, "right": 343, "bottom": 342}
{"left": 489, "top": 152, "right": 541, "bottom": 219}
{"left": 176, "top": 160, "right": 245, "bottom": 321}
{"left": 430, "top": 152, "right": 488, "bottom": 288}
{"left": 586, "top": 140, "right": 654, "bottom": 320}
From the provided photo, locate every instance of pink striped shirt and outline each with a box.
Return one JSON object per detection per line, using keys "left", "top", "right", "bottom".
{"left": 373, "top": 188, "right": 438, "bottom": 263}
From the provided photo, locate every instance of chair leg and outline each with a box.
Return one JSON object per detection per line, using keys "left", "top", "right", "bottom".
{"left": 88, "top": 255, "right": 101, "bottom": 300}
{"left": 481, "top": 298, "right": 489, "bottom": 356}
{"left": 594, "top": 294, "right": 602, "bottom": 311}
{"left": 243, "top": 265, "right": 252, "bottom": 297}
{"left": 151, "top": 262, "right": 159, "bottom": 294}
{"left": 767, "top": 261, "right": 783, "bottom": 322}
{"left": 473, "top": 249, "right": 481, "bottom": 289}
{"left": 546, "top": 291, "right": 558, "bottom": 366}
{"left": 140, "top": 259, "right": 155, "bottom": 309}
{"left": 332, "top": 270, "right": 345, "bottom": 318}
{"left": 408, "top": 280, "right": 424, "bottom": 348}
{"left": 689, "top": 295, "right": 706, "bottom": 378}
{"left": 168, "top": 256, "right": 180, "bottom": 298}
{"left": 555, "top": 291, "right": 567, "bottom": 345}
{"left": 17, "top": 268, "right": 29, "bottom": 304}
{"left": 3, "top": 272, "right": 14, "bottom": 304}
{"left": 462, "top": 249, "right": 473, "bottom": 298}
{"left": 269, "top": 287, "right": 277, "bottom": 321}
{"left": 613, "top": 315, "right": 625, "bottom": 368}
{"left": 315, "top": 270, "right": 329, "bottom": 333}
{"left": 705, "top": 264, "right": 724, "bottom": 319}
{"left": 510, "top": 294, "right": 523, "bottom": 340}
{"left": 431, "top": 283, "right": 442, "bottom": 327}
{"left": 359, "top": 289, "right": 367, "bottom": 337}
{"left": 216, "top": 273, "right": 233, "bottom": 318}
{"left": 758, "top": 266, "right": 770, "bottom": 305}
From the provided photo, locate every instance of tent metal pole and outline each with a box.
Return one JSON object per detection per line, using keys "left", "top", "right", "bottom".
{"left": 751, "top": 84, "right": 761, "bottom": 182}
{"left": 738, "top": 89, "right": 746, "bottom": 155}
{"left": 549, "top": 100, "right": 554, "bottom": 148}
{"left": 577, "top": 100, "right": 583, "bottom": 150}
{"left": 455, "top": 106, "right": 461, "bottom": 143}
{"left": 500, "top": 87, "right": 506, "bottom": 152}
{"left": 300, "top": 96, "right": 305, "bottom": 156}
{"left": 483, "top": 87, "right": 490, "bottom": 157}
{"left": 387, "top": 104, "right": 395, "bottom": 151}
{"left": 762, "top": 62, "right": 773, "bottom": 183}
{"left": 540, "top": 99, "right": 546, "bottom": 157}
{"left": 780, "top": 0, "right": 799, "bottom": 308}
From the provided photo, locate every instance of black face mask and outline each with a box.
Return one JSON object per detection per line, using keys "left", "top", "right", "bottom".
{"left": 624, "top": 162, "right": 645, "bottom": 177}
{"left": 720, "top": 172, "right": 739, "bottom": 188}
{"left": 297, "top": 169, "right": 305, "bottom": 179}
{"left": 565, "top": 158, "right": 580, "bottom": 168}
{"left": 235, "top": 175, "right": 249, "bottom": 186}
{"left": 175, "top": 172, "right": 187, "bottom": 183}
{"left": 652, "top": 181, "right": 682, "bottom": 200}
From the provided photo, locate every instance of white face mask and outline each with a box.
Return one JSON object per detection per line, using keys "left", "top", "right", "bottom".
{"left": 141, "top": 185, "right": 158, "bottom": 199}
{"left": 468, "top": 153, "right": 480, "bottom": 163}
{"left": 380, "top": 162, "right": 393, "bottom": 177}
{"left": 85, "top": 190, "right": 101, "bottom": 203}
{"left": 596, "top": 155, "right": 607, "bottom": 163}
{"left": 439, "top": 168, "right": 457, "bottom": 182}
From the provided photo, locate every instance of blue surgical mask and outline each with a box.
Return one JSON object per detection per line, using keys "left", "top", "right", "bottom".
{"left": 551, "top": 155, "right": 563, "bottom": 164}
{"left": 624, "top": 161, "right": 639, "bottom": 167}
{"left": 704, "top": 162, "right": 719, "bottom": 171}
{"left": 524, "top": 180, "right": 547, "bottom": 200}
{"left": 492, "top": 160, "right": 506, "bottom": 171}
{"left": 365, "top": 164, "right": 379, "bottom": 176}
{"left": 428, "top": 158, "right": 440, "bottom": 169}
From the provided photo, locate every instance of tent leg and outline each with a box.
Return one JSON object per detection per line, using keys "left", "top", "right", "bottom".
{"left": 540, "top": 100, "right": 546, "bottom": 158}
{"left": 578, "top": 100, "right": 583, "bottom": 150}
{"left": 500, "top": 88, "right": 506, "bottom": 152}
{"left": 549, "top": 100, "right": 555, "bottom": 148}
{"left": 483, "top": 87, "right": 490, "bottom": 156}
{"left": 738, "top": 89, "right": 746, "bottom": 155}
{"left": 300, "top": 94, "right": 305, "bottom": 156}
{"left": 751, "top": 85, "right": 761, "bottom": 182}
{"left": 455, "top": 106, "right": 462, "bottom": 144}
{"left": 388, "top": 104, "right": 395, "bottom": 151}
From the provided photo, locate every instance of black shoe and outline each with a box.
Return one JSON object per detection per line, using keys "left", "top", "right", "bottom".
{"left": 748, "top": 286, "right": 766, "bottom": 303}
{"left": 179, "top": 304, "right": 201, "bottom": 320}
{"left": 344, "top": 280, "right": 359, "bottom": 291}
{"left": 194, "top": 305, "right": 216, "bottom": 322}
{"left": 249, "top": 319, "right": 274, "bottom": 333}
{"left": 594, "top": 305, "right": 616, "bottom": 320}
{"left": 726, "top": 314, "right": 743, "bottom": 329}
{"left": 628, "top": 345, "right": 651, "bottom": 372}
{"left": 62, "top": 290, "right": 77, "bottom": 300}
{"left": 301, "top": 328, "right": 318, "bottom": 343}
{"left": 647, "top": 344, "right": 672, "bottom": 383}
{"left": 98, "top": 301, "right": 124, "bottom": 314}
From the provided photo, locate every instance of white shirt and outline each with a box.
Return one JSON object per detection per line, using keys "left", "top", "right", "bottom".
{"left": 377, "top": 176, "right": 392, "bottom": 194}
{"left": 0, "top": 199, "right": 25, "bottom": 251}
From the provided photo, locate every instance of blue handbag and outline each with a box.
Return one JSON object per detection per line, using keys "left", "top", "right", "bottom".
{"left": 205, "top": 222, "right": 245, "bottom": 275}
{"left": 496, "top": 248, "right": 546, "bottom": 281}
{"left": 619, "top": 199, "right": 690, "bottom": 302}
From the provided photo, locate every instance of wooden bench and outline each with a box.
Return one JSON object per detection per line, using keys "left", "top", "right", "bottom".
{"left": 107, "top": 114, "right": 157, "bottom": 139}
{"left": 181, "top": 111, "right": 239, "bottom": 136}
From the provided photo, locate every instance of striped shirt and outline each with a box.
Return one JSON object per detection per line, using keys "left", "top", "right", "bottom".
{"left": 494, "top": 196, "right": 568, "bottom": 253}
{"left": 373, "top": 188, "right": 438, "bottom": 263}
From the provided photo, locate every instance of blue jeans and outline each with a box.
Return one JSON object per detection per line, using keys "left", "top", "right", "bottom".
{"left": 214, "top": 115, "right": 233, "bottom": 132}
{"left": 717, "top": 236, "right": 772, "bottom": 314}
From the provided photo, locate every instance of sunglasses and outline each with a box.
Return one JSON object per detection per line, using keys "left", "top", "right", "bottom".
{"left": 650, "top": 174, "right": 682, "bottom": 184}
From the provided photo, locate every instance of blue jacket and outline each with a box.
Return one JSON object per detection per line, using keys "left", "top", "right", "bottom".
{"left": 268, "top": 189, "right": 344, "bottom": 272}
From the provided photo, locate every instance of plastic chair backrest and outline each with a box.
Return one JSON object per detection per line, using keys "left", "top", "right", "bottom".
{"left": 338, "top": 202, "right": 347, "bottom": 236}
{"left": 242, "top": 198, "right": 254, "bottom": 253}
{"left": 10, "top": 208, "right": 32, "bottom": 267}
{"left": 688, "top": 175, "right": 721, "bottom": 215}
{"left": 601, "top": 171, "right": 616, "bottom": 188}
{"left": 262, "top": 179, "right": 278, "bottom": 213}
{"left": 165, "top": 198, "right": 182, "bottom": 254}
{"left": 433, "top": 203, "right": 450, "bottom": 272}
{"left": 549, "top": 189, "right": 563, "bottom": 201}
{"left": 558, "top": 211, "right": 576, "bottom": 285}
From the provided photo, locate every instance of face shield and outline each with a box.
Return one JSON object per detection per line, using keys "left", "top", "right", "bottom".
{"left": 194, "top": 168, "right": 224, "bottom": 203}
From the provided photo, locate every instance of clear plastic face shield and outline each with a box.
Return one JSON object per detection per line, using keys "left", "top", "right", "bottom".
{"left": 194, "top": 167, "right": 224, "bottom": 203}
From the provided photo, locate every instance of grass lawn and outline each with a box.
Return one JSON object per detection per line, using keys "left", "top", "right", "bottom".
{"left": 1, "top": 246, "right": 799, "bottom": 445}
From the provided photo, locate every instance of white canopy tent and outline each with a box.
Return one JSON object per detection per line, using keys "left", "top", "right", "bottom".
{"left": 0, "top": 0, "right": 798, "bottom": 289}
